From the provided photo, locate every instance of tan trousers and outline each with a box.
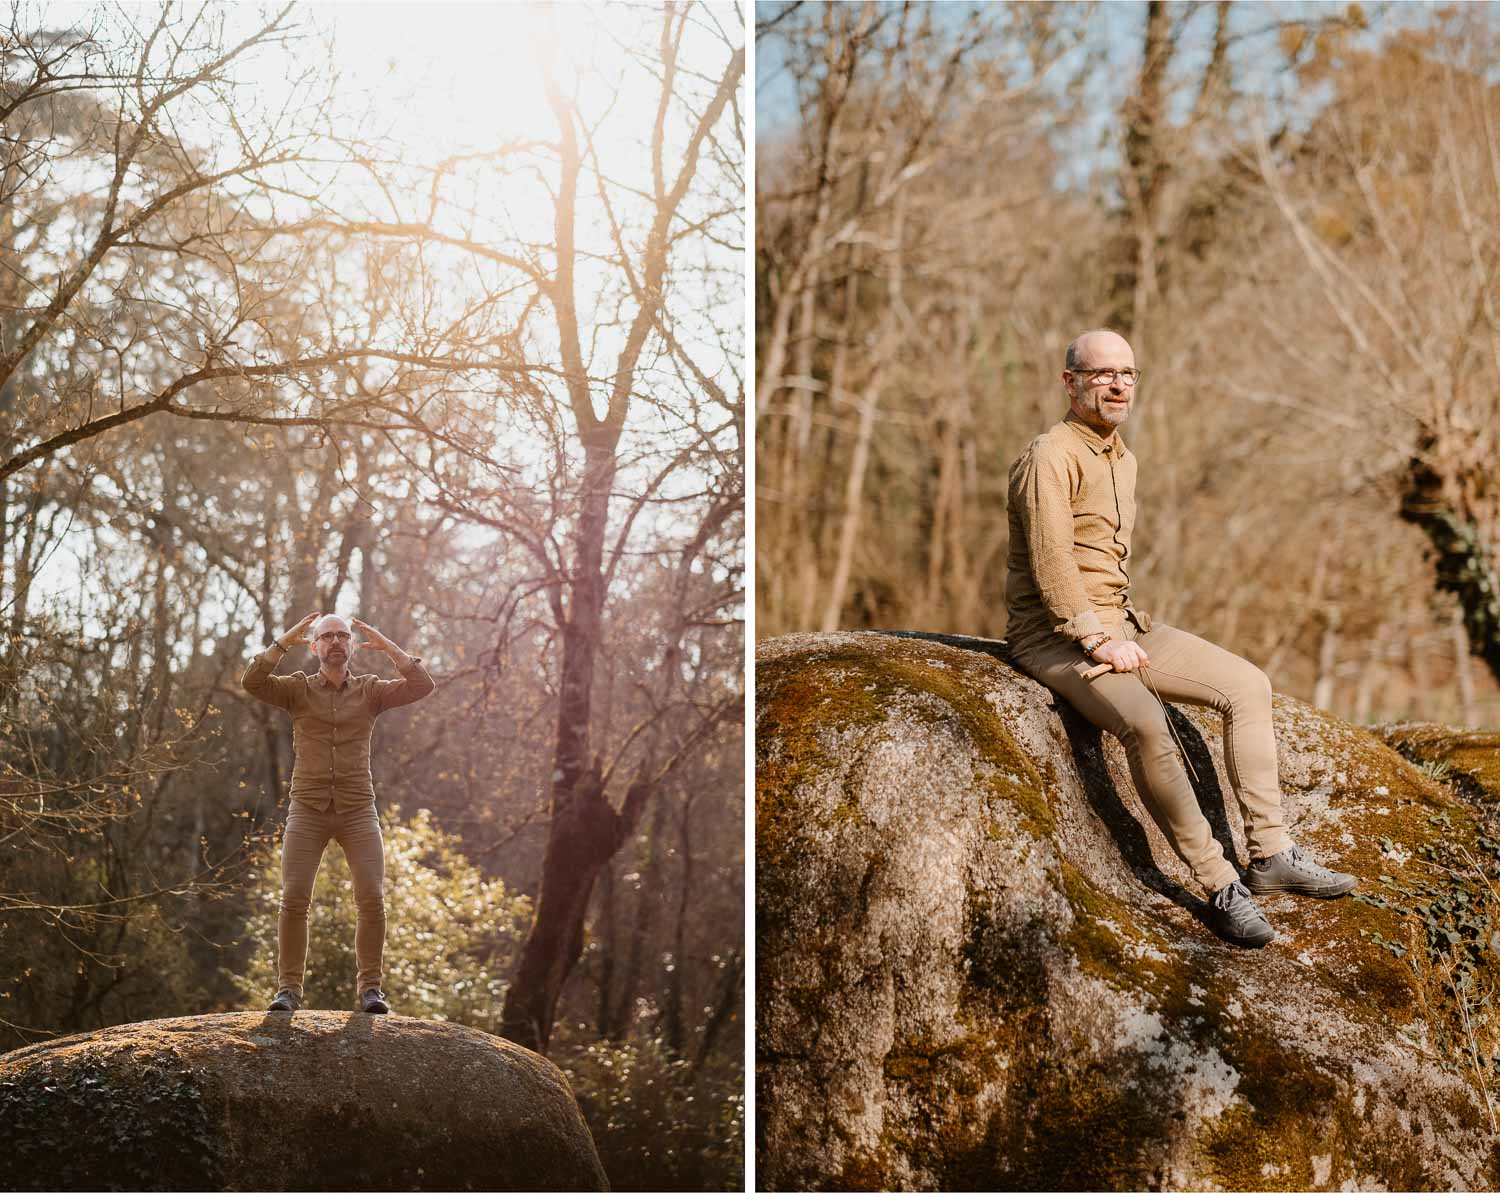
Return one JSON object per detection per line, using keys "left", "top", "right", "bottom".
{"left": 1010, "top": 616, "right": 1292, "bottom": 893}
{"left": 278, "top": 802, "right": 386, "bottom": 997}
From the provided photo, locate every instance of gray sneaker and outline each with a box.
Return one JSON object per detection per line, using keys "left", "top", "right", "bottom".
{"left": 267, "top": 988, "right": 301, "bottom": 1013}
{"left": 1244, "top": 845, "right": 1356, "bottom": 899}
{"left": 1209, "top": 880, "right": 1275, "bottom": 948}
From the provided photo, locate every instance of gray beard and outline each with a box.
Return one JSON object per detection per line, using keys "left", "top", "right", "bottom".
{"left": 1090, "top": 394, "right": 1130, "bottom": 427}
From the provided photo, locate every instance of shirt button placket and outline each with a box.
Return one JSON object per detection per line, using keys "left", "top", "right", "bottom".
{"left": 330, "top": 685, "right": 339, "bottom": 802}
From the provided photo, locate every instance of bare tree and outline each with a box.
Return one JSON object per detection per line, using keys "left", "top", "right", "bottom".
{"left": 755, "top": 2, "right": 1083, "bottom": 637}
{"left": 313, "top": 1, "right": 746, "bottom": 1055}
{"left": 1242, "top": 13, "right": 1500, "bottom": 685}
{"left": 0, "top": 4, "right": 526, "bottom": 492}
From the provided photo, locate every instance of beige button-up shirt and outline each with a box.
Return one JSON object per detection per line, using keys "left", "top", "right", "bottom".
{"left": 241, "top": 651, "right": 435, "bottom": 811}
{"left": 1004, "top": 410, "right": 1152, "bottom": 653}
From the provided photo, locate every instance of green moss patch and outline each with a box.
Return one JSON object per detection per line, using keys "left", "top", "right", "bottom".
{"left": 992, "top": 1055, "right": 1168, "bottom": 1191}
{"left": 756, "top": 649, "right": 892, "bottom": 866}
{"left": 0, "top": 1053, "right": 222, "bottom": 1190}
{"left": 756, "top": 641, "right": 1054, "bottom": 874}
{"left": 1198, "top": 1020, "right": 1358, "bottom": 1193}
{"left": 861, "top": 1015, "right": 1170, "bottom": 1191}
{"left": 1384, "top": 724, "right": 1500, "bottom": 804}
{"left": 1056, "top": 861, "right": 1183, "bottom": 1005}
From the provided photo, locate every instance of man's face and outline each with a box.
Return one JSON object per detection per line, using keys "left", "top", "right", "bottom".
{"left": 1064, "top": 332, "right": 1138, "bottom": 434}
{"left": 311, "top": 616, "right": 353, "bottom": 666}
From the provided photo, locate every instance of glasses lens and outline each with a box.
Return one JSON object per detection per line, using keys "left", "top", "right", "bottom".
{"left": 320, "top": 632, "right": 351, "bottom": 642}
{"left": 1079, "top": 368, "right": 1139, "bottom": 386}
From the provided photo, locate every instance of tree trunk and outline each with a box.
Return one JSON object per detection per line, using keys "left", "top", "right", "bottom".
{"left": 613, "top": 790, "right": 669, "bottom": 1041}
{"left": 500, "top": 764, "right": 621, "bottom": 1053}
{"left": 1453, "top": 612, "right": 1478, "bottom": 727}
{"left": 500, "top": 439, "right": 626, "bottom": 1055}
{"left": 694, "top": 946, "right": 743, "bottom": 1071}
{"left": 1313, "top": 605, "right": 1340, "bottom": 713}
{"left": 1400, "top": 440, "right": 1500, "bottom": 686}
{"left": 663, "top": 793, "right": 694, "bottom": 1054}
{"left": 594, "top": 861, "right": 617, "bottom": 1040}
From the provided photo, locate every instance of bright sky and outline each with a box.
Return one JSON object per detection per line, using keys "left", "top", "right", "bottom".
{"left": 263, "top": 2, "right": 667, "bottom": 239}
{"left": 755, "top": 0, "right": 1445, "bottom": 191}
{"left": 35, "top": 2, "right": 682, "bottom": 181}
{"left": 26, "top": 1, "right": 741, "bottom": 368}
{"left": 19, "top": 0, "right": 743, "bottom": 432}
{"left": 19, "top": 1, "right": 744, "bottom": 643}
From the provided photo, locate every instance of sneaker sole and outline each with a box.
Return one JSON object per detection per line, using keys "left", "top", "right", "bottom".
{"left": 1243, "top": 878, "right": 1356, "bottom": 898}
{"left": 1216, "top": 928, "right": 1275, "bottom": 948}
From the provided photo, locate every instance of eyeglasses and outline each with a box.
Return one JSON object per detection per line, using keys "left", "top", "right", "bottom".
{"left": 317, "top": 631, "right": 352, "bottom": 643}
{"left": 1069, "top": 367, "right": 1141, "bottom": 387}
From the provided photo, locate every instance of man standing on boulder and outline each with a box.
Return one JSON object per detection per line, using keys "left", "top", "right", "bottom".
{"left": 1004, "top": 329, "right": 1355, "bottom": 947}
{"left": 242, "top": 612, "right": 434, "bottom": 1011}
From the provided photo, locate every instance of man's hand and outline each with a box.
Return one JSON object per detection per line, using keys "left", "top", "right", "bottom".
{"left": 351, "top": 618, "right": 398, "bottom": 654}
{"left": 352, "top": 618, "right": 415, "bottom": 671}
{"left": 1093, "top": 638, "right": 1150, "bottom": 673}
{"left": 277, "top": 611, "right": 321, "bottom": 651}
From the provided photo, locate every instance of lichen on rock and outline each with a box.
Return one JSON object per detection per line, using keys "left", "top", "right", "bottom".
{"left": 757, "top": 630, "right": 1500, "bottom": 1191}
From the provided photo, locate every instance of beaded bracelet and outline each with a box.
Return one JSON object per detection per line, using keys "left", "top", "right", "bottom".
{"left": 1082, "top": 633, "right": 1112, "bottom": 659}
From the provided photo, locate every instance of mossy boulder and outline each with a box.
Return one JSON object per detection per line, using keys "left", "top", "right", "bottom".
{"left": 757, "top": 631, "right": 1500, "bottom": 1192}
{"left": 0, "top": 1012, "right": 608, "bottom": 1191}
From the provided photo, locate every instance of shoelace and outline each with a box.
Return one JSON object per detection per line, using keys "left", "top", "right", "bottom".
{"left": 1283, "top": 846, "right": 1330, "bottom": 876}
{"left": 1216, "top": 880, "right": 1251, "bottom": 909}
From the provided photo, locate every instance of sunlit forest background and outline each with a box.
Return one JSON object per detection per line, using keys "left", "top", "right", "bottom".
{"left": 0, "top": 2, "right": 744, "bottom": 1189}
{"left": 756, "top": 0, "right": 1500, "bottom": 731}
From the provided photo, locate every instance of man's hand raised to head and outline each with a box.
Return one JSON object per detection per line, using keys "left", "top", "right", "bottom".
{"left": 277, "top": 612, "right": 321, "bottom": 651}
{"left": 351, "top": 618, "right": 394, "bottom": 651}
{"left": 352, "top": 618, "right": 415, "bottom": 672}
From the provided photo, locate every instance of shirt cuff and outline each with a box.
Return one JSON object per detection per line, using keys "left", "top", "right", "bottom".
{"left": 1057, "top": 609, "right": 1106, "bottom": 642}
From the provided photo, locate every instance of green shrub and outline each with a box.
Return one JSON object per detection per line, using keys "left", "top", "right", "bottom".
{"left": 556, "top": 1034, "right": 745, "bottom": 1192}
{"left": 232, "top": 806, "right": 531, "bottom": 1023}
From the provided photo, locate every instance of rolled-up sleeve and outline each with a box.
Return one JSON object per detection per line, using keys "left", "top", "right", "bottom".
{"left": 241, "top": 650, "right": 297, "bottom": 710}
{"left": 373, "top": 657, "right": 435, "bottom": 712}
{"left": 1011, "top": 444, "right": 1105, "bottom": 642}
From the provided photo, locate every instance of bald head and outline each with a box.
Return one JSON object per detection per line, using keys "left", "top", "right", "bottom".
{"left": 1065, "top": 329, "right": 1133, "bottom": 372}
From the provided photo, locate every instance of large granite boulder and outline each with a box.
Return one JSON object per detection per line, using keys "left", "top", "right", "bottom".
{"left": 757, "top": 631, "right": 1500, "bottom": 1191}
{"left": 0, "top": 1012, "right": 608, "bottom": 1191}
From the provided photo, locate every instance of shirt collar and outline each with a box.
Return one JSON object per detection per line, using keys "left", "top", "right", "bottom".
{"left": 314, "top": 668, "right": 360, "bottom": 690}
{"left": 1062, "top": 410, "right": 1126, "bottom": 456}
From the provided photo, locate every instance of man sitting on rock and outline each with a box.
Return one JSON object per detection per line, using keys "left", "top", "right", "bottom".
{"left": 242, "top": 612, "right": 434, "bottom": 1011}
{"left": 1004, "top": 328, "right": 1355, "bottom": 947}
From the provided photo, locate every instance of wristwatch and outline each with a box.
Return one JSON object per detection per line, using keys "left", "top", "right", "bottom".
{"left": 265, "top": 636, "right": 287, "bottom": 652}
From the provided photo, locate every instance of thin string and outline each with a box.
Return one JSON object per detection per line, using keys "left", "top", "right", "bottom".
{"left": 1140, "top": 665, "right": 1201, "bottom": 786}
